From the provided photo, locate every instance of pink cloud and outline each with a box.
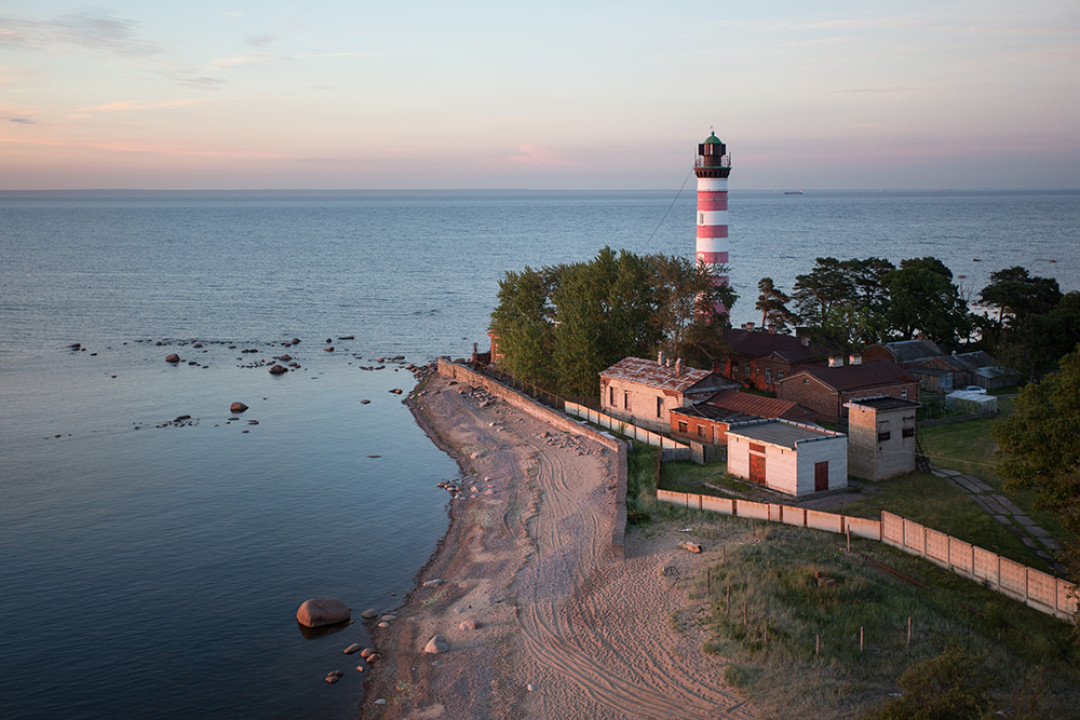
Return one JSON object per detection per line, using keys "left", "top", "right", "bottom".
{"left": 507, "top": 144, "right": 574, "bottom": 166}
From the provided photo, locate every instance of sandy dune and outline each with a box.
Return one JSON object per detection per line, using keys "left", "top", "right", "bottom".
{"left": 359, "top": 373, "right": 754, "bottom": 719}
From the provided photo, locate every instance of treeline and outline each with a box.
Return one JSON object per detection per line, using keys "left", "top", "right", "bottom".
{"left": 489, "top": 247, "right": 736, "bottom": 398}
{"left": 757, "top": 257, "right": 1080, "bottom": 380}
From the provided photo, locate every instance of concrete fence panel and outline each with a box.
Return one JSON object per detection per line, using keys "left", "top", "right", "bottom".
{"left": 1027, "top": 569, "right": 1056, "bottom": 613}
{"left": 903, "top": 519, "right": 926, "bottom": 555}
{"left": 700, "top": 495, "right": 734, "bottom": 515}
{"left": 769, "top": 504, "right": 783, "bottom": 523}
{"left": 1059, "top": 580, "right": 1079, "bottom": 617}
{"left": 806, "top": 509, "right": 845, "bottom": 534}
{"left": 949, "top": 538, "right": 975, "bottom": 577}
{"left": 973, "top": 547, "right": 1000, "bottom": 585}
{"left": 925, "top": 528, "right": 950, "bottom": 565}
{"left": 782, "top": 506, "right": 807, "bottom": 528}
{"left": 657, "top": 488, "right": 691, "bottom": 508}
{"left": 847, "top": 516, "right": 882, "bottom": 541}
{"left": 736, "top": 500, "right": 770, "bottom": 521}
{"left": 882, "top": 512, "right": 904, "bottom": 547}
{"left": 999, "top": 557, "right": 1028, "bottom": 601}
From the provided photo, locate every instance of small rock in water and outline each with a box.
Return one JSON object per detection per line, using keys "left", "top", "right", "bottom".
{"left": 360, "top": 608, "right": 379, "bottom": 620}
{"left": 343, "top": 643, "right": 362, "bottom": 655}
{"left": 268, "top": 364, "right": 287, "bottom": 375}
{"left": 230, "top": 402, "right": 249, "bottom": 413}
{"left": 323, "top": 346, "right": 335, "bottom": 352}
{"left": 360, "top": 399, "right": 371, "bottom": 405}
{"left": 165, "top": 353, "right": 180, "bottom": 364}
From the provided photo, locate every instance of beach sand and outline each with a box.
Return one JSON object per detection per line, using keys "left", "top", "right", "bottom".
{"left": 358, "top": 372, "right": 755, "bottom": 719}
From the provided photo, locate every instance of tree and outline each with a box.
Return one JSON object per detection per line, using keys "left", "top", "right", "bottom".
{"left": 883, "top": 257, "right": 973, "bottom": 346}
{"left": 755, "top": 277, "right": 796, "bottom": 332}
{"left": 993, "top": 343, "right": 1080, "bottom": 598}
{"left": 979, "top": 266, "right": 1062, "bottom": 328}
{"left": 792, "top": 257, "right": 857, "bottom": 328}
{"left": 489, "top": 266, "right": 556, "bottom": 388}
{"left": 650, "top": 254, "right": 735, "bottom": 366}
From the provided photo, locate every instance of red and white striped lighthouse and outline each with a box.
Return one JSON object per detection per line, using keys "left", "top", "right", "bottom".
{"left": 694, "top": 131, "right": 731, "bottom": 316}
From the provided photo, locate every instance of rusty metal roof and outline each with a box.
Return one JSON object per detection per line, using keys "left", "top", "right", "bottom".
{"left": 600, "top": 356, "right": 720, "bottom": 393}
{"left": 705, "top": 389, "right": 815, "bottom": 422}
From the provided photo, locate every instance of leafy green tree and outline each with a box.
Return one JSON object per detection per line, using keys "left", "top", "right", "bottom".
{"left": 755, "top": 277, "right": 796, "bottom": 332}
{"left": 979, "top": 266, "right": 1062, "bottom": 327}
{"left": 552, "top": 261, "right": 609, "bottom": 397}
{"left": 883, "top": 257, "right": 973, "bottom": 345}
{"left": 489, "top": 266, "right": 556, "bottom": 387}
{"left": 651, "top": 254, "right": 735, "bottom": 368}
{"left": 792, "top": 257, "right": 857, "bottom": 328}
{"left": 872, "top": 647, "right": 994, "bottom": 720}
{"left": 993, "top": 343, "right": 1080, "bottom": 593}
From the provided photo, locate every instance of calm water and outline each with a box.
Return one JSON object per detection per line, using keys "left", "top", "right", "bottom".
{"left": 1, "top": 189, "right": 1078, "bottom": 719}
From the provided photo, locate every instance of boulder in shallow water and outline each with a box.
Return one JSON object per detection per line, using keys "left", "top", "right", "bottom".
{"left": 296, "top": 598, "right": 350, "bottom": 628}
{"left": 268, "top": 364, "right": 287, "bottom": 375}
{"left": 165, "top": 353, "right": 180, "bottom": 363}
{"left": 229, "top": 402, "right": 249, "bottom": 413}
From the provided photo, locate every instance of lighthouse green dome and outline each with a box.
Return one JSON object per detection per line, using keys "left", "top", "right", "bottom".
{"left": 704, "top": 131, "right": 722, "bottom": 144}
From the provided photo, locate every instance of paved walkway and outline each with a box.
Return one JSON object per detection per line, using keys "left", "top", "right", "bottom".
{"left": 930, "top": 466, "right": 1068, "bottom": 575}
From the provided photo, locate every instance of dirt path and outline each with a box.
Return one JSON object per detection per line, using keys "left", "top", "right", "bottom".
{"left": 359, "top": 373, "right": 754, "bottom": 719}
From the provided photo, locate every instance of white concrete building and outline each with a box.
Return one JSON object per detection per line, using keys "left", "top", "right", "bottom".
{"left": 726, "top": 419, "right": 848, "bottom": 496}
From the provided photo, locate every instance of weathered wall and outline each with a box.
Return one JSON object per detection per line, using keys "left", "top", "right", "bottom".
{"left": 438, "top": 359, "right": 628, "bottom": 557}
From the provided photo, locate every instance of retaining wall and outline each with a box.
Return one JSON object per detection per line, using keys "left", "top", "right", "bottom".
{"left": 437, "top": 359, "right": 628, "bottom": 558}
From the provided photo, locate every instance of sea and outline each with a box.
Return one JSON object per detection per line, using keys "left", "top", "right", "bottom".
{"left": 1, "top": 189, "right": 1078, "bottom": 719}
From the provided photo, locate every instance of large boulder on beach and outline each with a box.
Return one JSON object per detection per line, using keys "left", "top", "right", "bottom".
{"left": 296, "top": 598, "right": 350, "bottom": 628}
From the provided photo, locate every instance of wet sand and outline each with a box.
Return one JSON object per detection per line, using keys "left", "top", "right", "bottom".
{"left": 358, "top": 372, "right": 755, "bottom": 719}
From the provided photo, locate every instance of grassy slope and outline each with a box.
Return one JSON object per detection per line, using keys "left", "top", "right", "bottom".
{"left": 632, "top": 402, "right": 1080, "bottom": 720}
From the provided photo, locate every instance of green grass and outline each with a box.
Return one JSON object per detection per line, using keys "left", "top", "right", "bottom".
{"left": 681, "top": 518, "right": 1080, "bottom": 720}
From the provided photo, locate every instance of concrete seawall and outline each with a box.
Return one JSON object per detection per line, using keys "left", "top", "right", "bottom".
{"left": 436, "top": 359, "right": 628, "bottom": 558}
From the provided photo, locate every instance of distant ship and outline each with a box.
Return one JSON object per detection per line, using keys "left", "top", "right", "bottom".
{"left": 783, "top": 190, "right": 803, "bottom": 195}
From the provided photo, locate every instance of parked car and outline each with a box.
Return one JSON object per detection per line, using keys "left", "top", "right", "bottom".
{"left": 961, "top": 385, "right": 987, "bottom": 394}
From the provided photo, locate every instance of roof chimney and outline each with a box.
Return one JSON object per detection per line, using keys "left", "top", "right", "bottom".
{"left": 768, "top": 324, "right": 777, "bottom": 334}
{"left": 829, "top": 356, "right": 843, "bottom": 368}
{"left": 658, "top": 350, "right": 665, "bottom": 366}
{"left": 675, "top": 358, "right": 683, "bottom": 376}
{"left": 801, "top": 336, "right": 810, "bottom": 347}
{"left": 849, "top": 354, "right": 862, "bottom": 366}
{"left": 746, "top": 321, "right": 755, "bottom": 332}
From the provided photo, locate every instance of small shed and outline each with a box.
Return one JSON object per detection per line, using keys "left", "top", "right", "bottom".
{"left": 945, "top": 390, "right": 998, "bottom": 416}
{"left": 726, "top": 419, "right": 848, "bottom": 496}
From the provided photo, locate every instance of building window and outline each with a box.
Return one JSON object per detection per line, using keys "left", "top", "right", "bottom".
{"left": 743, "top": 365, "right": 750, "bottom": 379}
{"left": 902, "top": 427, "right": 915, "bottom": 438}
{"left": 697, "top": 425, "right": 706, "bottom": 438}
{"left": 609, "top": 386, "right": 614, "bottom": 407}
{"left": 656, "top": 396, "right": 664, "bottom": 419}
{"left": 901, "top": 389, "right": 908, "bottom": 399}
{"left": 678, "top": 421, "right": 688, "bottom": 433}
{"left": 624, "top": 391, "right": 630, "bottom": 410}
{"left": 878, "top": 431, "right": 891, "bottom": 442}
{"left": 777, "top": 370, "right": 784, "bottom": 379}
{"left": 765, "top": 368, "right": 772, "bottom": 382}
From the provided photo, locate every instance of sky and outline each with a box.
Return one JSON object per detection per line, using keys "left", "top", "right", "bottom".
{"left": 1, "top": 1, "right": 1078, "bottom": 190}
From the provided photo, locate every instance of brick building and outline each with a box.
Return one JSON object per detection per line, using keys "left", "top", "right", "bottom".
{"left": 669, "top": 390, "right": 816, "bottom": 445}
{"left": 599, "top": 356, "right": 735, "bottom": 433}
{"left": 776, "top": 360, "right": 919, "bottom": 424}
{"left": 722, "top": 327, "right": 838, "bottom": 393}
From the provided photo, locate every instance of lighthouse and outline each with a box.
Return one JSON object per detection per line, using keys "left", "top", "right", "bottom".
{"left": 694, "top": 131, "right": 731, "bottom": 316}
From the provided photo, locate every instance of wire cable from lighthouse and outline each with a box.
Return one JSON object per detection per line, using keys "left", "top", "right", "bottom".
{"left": 644, "top": 168, "right": 694, "bottom": 246}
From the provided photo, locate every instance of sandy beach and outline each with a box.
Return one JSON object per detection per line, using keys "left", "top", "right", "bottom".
{"left": 357, "top": 370, "right": 755, "bottom": 719}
